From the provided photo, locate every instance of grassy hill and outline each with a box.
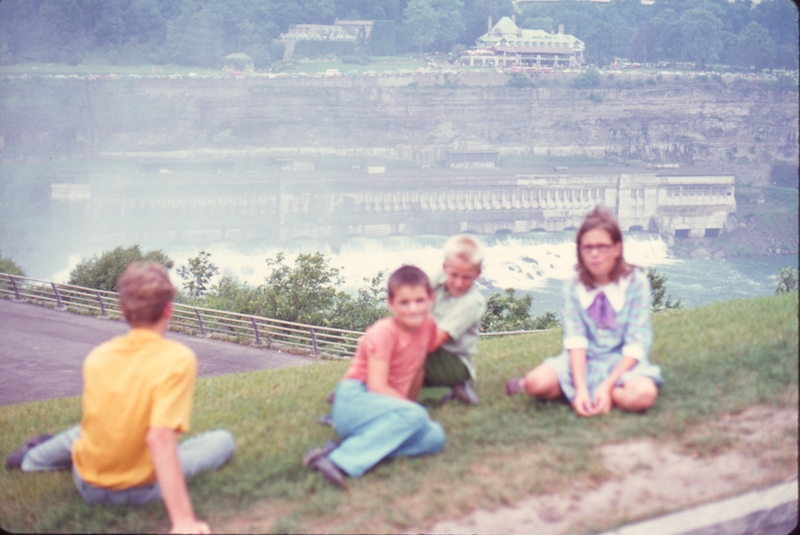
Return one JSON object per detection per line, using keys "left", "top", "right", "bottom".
{"left": 1, "top": 292, "right": 797, "bottom": 533}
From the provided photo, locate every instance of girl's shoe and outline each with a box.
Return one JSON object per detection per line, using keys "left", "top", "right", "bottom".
{"left": 505, "top": 378, "right": 524, "bottom": 396}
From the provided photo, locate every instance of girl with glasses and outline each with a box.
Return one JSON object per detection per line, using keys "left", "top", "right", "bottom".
{"left": 505, "top": 207, "right": 663, "bottom": 417}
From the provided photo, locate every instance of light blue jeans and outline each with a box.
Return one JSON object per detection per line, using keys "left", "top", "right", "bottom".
{"left": 21, "top": 425, "right": 235, "bottom": 506}
{"left": 329, "top": 379, "right": 445, "bottom": 478}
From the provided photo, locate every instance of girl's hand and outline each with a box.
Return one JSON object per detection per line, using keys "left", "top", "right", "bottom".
{"left": 591, "top": 380, "right": 614, "bottom": 415}
{"left": 572, "top": 387, "right": 593, "bottom": 417}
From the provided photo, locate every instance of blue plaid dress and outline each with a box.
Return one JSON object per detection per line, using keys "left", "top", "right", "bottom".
{"left": 543, "top": 267, "right": 664, "bottom": 402}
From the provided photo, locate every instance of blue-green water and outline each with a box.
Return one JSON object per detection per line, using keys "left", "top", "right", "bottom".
{"left": 523, "top": 255, "right": 798, "bottom": 317}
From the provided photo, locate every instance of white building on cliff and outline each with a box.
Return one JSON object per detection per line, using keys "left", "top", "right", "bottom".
{"left": 461, "top": 16, "right": 584, "bottom": 69}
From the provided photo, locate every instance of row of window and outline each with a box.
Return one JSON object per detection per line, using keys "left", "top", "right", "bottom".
{"left": 665, "top": 185, "right": 729, "bottom": 197}
{"left": 504, "top": 41, "right": 573, "bottom": 48}
{"left": 630, "top": 188, "right": 646, "bottom": 199}
{"left": 359, "top": 188, "right": 605, "bottom": 205}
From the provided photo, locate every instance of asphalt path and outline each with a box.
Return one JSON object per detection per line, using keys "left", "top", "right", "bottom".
{"left": 0, "top": 298, "right": 316, "bottom": 406}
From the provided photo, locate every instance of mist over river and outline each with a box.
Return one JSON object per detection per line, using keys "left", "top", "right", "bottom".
{"left": 52, "top": 233, "right": 799, "bottom": 318}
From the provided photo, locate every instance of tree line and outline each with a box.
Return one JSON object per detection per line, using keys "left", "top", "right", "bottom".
{"left": 0, "top": 0, "right": 795, "bottom": 71}
{"left": 1, "top": 245, "right": 695, "bottom": 334}
{"left": 519, "top": 0, "right": 798, "bottom": 70}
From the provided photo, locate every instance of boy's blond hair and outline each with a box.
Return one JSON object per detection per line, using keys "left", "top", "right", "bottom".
{"left": 443, "top": 235, "right": 484, "bottom": 268}
{"left": 118, "top": 262, "right": 176, "bottom": 326}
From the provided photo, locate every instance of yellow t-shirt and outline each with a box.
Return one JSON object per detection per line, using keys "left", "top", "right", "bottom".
{"left": 72, "top": 329, "right": 196, "bottom": 490}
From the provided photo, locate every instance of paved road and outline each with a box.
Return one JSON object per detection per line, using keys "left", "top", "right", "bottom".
{"left": 0, "top": 298, "right": 316, "bottom": 406}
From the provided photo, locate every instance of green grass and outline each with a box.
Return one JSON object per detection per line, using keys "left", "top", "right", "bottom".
{"left": 1, "top": 293, "right": 797, "bottom": 533}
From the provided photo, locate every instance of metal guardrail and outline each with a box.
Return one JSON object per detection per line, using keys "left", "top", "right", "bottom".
{"left": 0, "top": 272, "right": 547, "bottom": 358}
{"left": 0, "top": 273, "right": 362, "bottom": 358}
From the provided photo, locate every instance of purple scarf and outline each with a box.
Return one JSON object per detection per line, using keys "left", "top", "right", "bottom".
{"left": 587, "top": 291, "right": 616, "bottom": 330}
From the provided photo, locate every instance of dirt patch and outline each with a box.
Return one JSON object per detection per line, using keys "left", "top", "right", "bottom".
{"left": 212, "top": 405, "right": 797, "bottom": 534}
{"left": 424, "top": 406, "right": 797, "bottom": 535}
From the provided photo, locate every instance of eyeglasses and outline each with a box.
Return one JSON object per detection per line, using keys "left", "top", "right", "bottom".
{"left": 580, "top": 243, "right": 615, "bottom": 254}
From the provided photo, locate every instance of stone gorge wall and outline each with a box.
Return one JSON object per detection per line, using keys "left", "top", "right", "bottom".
{"left": 1, "top": 73, "right": 797, "bottom": 184}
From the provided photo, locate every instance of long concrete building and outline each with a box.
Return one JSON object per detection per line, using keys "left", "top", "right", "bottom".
{"left": 51, "top": 167, "right": 736, "bottom": 246}
{"left": 323, "top": 170, "right": 735, "bottom": 239}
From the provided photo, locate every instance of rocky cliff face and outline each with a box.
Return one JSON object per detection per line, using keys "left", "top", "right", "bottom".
{"left": 1, "top": 74, "right": 797, "bottom": 185}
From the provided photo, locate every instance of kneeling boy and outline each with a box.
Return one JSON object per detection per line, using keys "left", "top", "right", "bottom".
{"left": 5, "top": 262, "right": 235, "bottom": 534}
{"left": 303, "top": 265, "right": 445, "bottom": 488}
{"left": 422, "top": 235, "right": 487, "bottom": 405}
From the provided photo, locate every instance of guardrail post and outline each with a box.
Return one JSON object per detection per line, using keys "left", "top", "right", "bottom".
{"left": 51, "top": 283, "right": 64, "bottom": 309}
{"left": 194, "top": 309, "right": 205, "bottom": 336}
{"left": 95, "top": 292, "right": 107, "bottom": 317}
{"left": 250, "top": 317, "right": 260, "bottom": 345}
{"left": 309, "top": 328, "right": 319, "bottom": 356}
{"left": 9, "top": 275, "right": 21, "bottom": 300}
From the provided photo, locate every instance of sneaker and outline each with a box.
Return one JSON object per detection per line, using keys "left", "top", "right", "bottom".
{"left": 302, "top": 440, "right": 345, "bottom": 489}
{"left": 446, "top": 381, "right": 480, "bottom": 406}
{"left": 316, "top": 413, "right": 334, "bottom": 427}
{"left": 326, "top": 390, "right": 336, "bottom": 404}
{"left": 5, "top": 434, "right": 53, "bottom": 470}
{"left": 308, "top": 454, "right": 346, "bottom": 489}
{"left": 505, "top": 378, "right": 524, "bottom": 396}
{"left": 301, "top": 439, "right": 339, "bottom": 467}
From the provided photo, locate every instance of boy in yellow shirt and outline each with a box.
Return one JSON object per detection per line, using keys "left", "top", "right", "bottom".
{"left": 6, "top": 262, "right": 235, "bottom": 534}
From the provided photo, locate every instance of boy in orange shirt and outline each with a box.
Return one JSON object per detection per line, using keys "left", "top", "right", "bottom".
{"left": 302, "top": 265, "right": 445, "bottom": 488}
{"left": 6, "top": 263, "right": 234, "bottom": 534}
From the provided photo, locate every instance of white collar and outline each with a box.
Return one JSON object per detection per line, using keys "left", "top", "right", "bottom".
{"left": 576, "top": 275, "right": 630, "bottom": 312}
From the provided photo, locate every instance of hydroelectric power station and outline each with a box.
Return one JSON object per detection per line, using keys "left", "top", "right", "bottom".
{"left": 50, "top": 165, "right": 735, "bottom": 247}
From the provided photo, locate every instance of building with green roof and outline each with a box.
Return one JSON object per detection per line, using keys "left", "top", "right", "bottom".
{"left": 462, "top": 16, "right": 584, "bottom": 69}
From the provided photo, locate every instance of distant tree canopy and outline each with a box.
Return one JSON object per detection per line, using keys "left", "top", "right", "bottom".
{"left": 0, "top": 0, "right": 795, "bottom": 68}
{"left": 68, "top": 245, "right": 174, "bottom": 292}
{"left": 172, "top": 250, "right": 560, "bottom": 333}
{"left": 481, "top": 288, "right": 560, "bottom": 333}
{"left": 518, "top": 0, "right": 797, "bottom": 69}
{"left": 0, "top": 251, "right": 25, "bottom": 276}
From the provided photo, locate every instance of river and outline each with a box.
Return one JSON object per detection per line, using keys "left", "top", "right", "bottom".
{"left": 52, "top": 232, "right": 798, "bottom": 318}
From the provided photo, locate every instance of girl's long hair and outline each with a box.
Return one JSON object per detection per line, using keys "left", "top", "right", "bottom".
{"left": 575, "top": 207, "right": 632, "bottom": 289}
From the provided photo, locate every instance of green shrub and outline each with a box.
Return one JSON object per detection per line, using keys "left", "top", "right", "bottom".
{"left": 481, "top": 288, "right": 559, "bottom": 332}
{"left": 68, "top": 245, "right": 173, "bottom": 292}
{"left": 775, "top": 267, "right": 798, "bottom": 294}
{"left": 0, "top": 251, "right": 25, "bottom": 276}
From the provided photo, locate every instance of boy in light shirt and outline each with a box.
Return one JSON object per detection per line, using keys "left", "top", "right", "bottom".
{"left": 417, "top": 234, "right": 487, "bottom": 405}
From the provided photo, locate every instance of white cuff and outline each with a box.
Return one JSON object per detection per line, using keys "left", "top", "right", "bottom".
{"left": 622, "top": 344, "right": 644, "bottom": 360}
{"left": 564, "top": 335, "right": 589, "bottom": 350}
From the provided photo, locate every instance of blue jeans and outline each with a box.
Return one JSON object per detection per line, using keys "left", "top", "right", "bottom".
{"left": 21, "top": 425, "right": 235, "bottom": 506}
{"left": 329, "top": 379, "right": 445, "bottom": 478}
